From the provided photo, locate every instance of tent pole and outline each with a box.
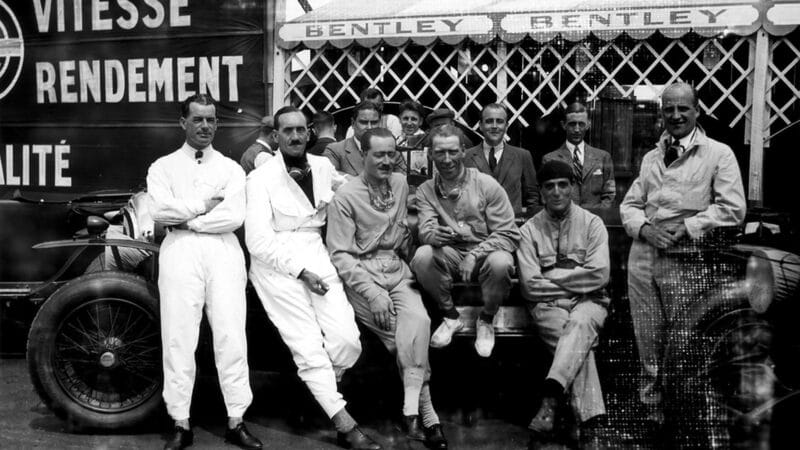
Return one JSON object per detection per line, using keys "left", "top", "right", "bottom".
{"left": 272, "top": 0, "right": 288, "bottom": 113}
{"left": 497, "top": 41, "right": 508, "bottom": 103}
{"left": 748, "top": 28, "right": 768, "bottom": 206}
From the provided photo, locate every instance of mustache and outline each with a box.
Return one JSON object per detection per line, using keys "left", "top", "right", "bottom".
{"left": 377, "top": 164, "right": 393, "bottom": 170}
{"left": 289, "top": 139, "right": 303, "bottom": 145}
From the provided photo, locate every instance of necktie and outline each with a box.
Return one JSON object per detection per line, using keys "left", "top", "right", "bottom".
{"left": 665, "top": 140, "right": 681, "bottom": 167}
{"left": 489, "top": 147, "right": 497, "bottom": 172}
{"left": 572, "top": 147, "right": 583, "bottom": 183}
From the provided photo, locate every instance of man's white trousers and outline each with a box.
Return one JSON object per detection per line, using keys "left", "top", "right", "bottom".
{"left": 159, "top": 231, "right": 253, "bottom": 421}
{"left": 249, "top": 231, "right": 361, "bottom": 418}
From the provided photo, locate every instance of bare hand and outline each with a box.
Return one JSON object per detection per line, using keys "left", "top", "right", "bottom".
{"left": 640, "top": 223, "right": 678, "bottom": 249}
{"left": 299, "top": 270, "right": 330, "bottom": 296}
{"left": 370, "top": 293, "right": 396, "bottom": 331}
{"left": 430, "top": 225, "right": 457, "bottom": 247}
{"left": 459, "top": 253, "right": 477, "bottom": 282}
{"left": 663, "top": 223, "right": 687, "bottom": 242}
{"left": 204, "top": 196, "right": 224, "bottom": 213}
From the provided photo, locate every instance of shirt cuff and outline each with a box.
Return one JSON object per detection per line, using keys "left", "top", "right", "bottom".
{"left": 284, "top": 258, "right": 305, "bottom": 279}
{"left": 683, "top": 217, "right": 704, "bottom": 240}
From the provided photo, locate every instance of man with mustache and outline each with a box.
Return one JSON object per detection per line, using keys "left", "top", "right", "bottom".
{"left": 464, "top": 103, "right": 539, "bottom": 216}
{"left": 410, "top": 125, "right": 520, "bottom": 358}
{"left": 245, "top": 106, "right": 382, "bottom": 449}
{"left": 620, "top": 82, "right": 746, "bottom": 443}
{"left": 327, "top": 128, "right": 448, "bottom": 449}
{"left": 147, "top": 94, "right": 262, "bottom": 450}
{"left": 543, "top": 102, "right": 616, "bottom": 209}
{"left": 325, "top": 100, "right": 407, "bottom": 179}
{"left": 517, "top": 160, "right": 610, "bottom": 446}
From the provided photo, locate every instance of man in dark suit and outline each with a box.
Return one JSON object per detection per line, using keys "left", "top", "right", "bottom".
{"left": 307, "top": 110, "right": 337, "bottom": 156}
{"left": 464, "top": 103, "right": 538, "bottom": 216}
{"left": 543, "top": 103, "right": 616, "bottom": 209}
{"left": 240, "top": 115, "right": 276, "bottom": 174}
{"left": 324, "top": 100, "right": 406, "bottom": 179}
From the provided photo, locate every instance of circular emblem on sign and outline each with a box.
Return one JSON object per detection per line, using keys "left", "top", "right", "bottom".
{"left": 0, "top": 1, "right": 24, "bottom": 101}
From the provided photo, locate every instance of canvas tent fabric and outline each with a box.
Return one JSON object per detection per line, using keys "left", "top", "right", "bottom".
{"left": 278, "top": 0, "right": 800, "bottom": 49}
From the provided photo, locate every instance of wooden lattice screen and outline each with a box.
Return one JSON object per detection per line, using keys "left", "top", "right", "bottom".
{"left": 282, "top": 33, "right": 756, "bottom": 134}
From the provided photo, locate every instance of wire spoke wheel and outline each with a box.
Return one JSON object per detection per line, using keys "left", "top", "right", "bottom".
{"left": 53, "top": 298, "right": 160, "bottom": 413}
{"left": 28, "top": 271, "right": 163, "bottom": 430}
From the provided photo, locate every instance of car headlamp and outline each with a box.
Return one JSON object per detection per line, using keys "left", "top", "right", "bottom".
{"left": 739, "top": 246, "right": 800, "bottom": 313}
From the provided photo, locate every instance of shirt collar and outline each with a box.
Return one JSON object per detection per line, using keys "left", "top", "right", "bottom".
{"left": 256, "top": 138, "right": 272, "bottom": 151}
{"left": 181, "top": 142, "right": 212, "bottom": 160}
{"left": 566, "top": 141, "right": 584, "bottom": 155}
{"left": 671, "top": 127, "right": 697, "bottom": 150}
{"left": 482, "top": 140, "right": 504, "bottom": 153}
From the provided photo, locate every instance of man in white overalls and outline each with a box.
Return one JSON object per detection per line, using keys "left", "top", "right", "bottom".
{"left": 245, "top": 106, "right": 382, "bottom": 450}
{"left": 148, "top": 94, "right": 262, "bottom": 450}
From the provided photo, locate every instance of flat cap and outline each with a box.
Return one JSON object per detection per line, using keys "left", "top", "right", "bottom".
{"left": 537, "top": 159, "right": 576, "bottom": 184}
{"left": 426, "top": 108, "right": 455, "bottom": 126}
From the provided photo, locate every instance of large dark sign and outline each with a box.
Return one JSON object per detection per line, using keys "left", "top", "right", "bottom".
{"left": 0, "top": 0, "right": 266, "bottom": 195}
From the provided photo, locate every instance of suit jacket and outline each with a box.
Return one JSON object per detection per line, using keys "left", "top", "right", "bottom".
{"left": 323, "top": 136, "right": 407, "bottom": 177}
{"left": 464, "top": 143, "right": 538, "bottom": 215}
{"left": 240, "top": 140, "right": 273, "bottom": 174}
{"left": 543, "top": 144, "right": 616, "bottom": 209}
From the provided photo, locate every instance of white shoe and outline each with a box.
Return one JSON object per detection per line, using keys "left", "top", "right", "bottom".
{"left": 474, "top": 318, "right": 495, "bottom": 357}
{"left": 430, "top": 317, "right": 464, "bottom": 348}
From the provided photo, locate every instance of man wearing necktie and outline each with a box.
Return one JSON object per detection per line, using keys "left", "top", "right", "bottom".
{"left": 464, "top": 103, "right": 539, "bottom": 216}
{"left": 543, "top": 102, "right": 616, "bottom": 209}
{"left": 620, "top": 82, "right": 746, "bottom": 445}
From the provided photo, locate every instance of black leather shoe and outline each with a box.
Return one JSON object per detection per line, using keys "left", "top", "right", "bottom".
{"left": 164, "top": 426, "right": 193, "bottom": 450}
{"left": 224, "top": 423, "right": 263, "bottom": 449}
{"left": 403, "top": 415, "right": 425, "bottom": 441}
{"left": 528, "top": 396, "right": 559, "bottom": 437}
{"left": 337, "top": 426, "right": 382, "bottom": 449}
{"left": 423, "top": 424, "right": 448, "bottom": 449}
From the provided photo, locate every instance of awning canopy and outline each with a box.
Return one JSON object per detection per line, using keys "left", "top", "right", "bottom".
{"left": 278, "top": 0, "right": 800, "bottom": 49}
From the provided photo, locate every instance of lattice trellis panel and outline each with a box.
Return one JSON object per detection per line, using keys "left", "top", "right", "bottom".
{"left": 283, "top": 41, "right": 501, "bottom": 131}
{"left": 766, "top": 33, "right": 800, "bottom": 132}
{"left": 283, "top": 33, "right": 754, "bottom": 132}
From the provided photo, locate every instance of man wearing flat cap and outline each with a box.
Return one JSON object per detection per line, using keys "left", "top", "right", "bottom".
{"left": 240, "top": 115, "right": 277, "bottom": 174}
{"left": 517, "top": 159, "right": 610, "bottom": 446}
{"left": 420, "top": 108, "right": 473, "bottom": 151}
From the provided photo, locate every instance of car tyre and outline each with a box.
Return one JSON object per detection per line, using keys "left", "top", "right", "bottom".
{"left": 27, "top": 271, "right": 163, "bottom": 431}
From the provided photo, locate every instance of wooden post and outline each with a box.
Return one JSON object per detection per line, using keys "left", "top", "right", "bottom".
{"left": 748, "top": 29, "right": 769, "bottom": 205}
{"left": 271, "top": 0, "right": 287, "bottom": 114}
{"left": 496, "top": 41, "right": 508, "bottom": 103}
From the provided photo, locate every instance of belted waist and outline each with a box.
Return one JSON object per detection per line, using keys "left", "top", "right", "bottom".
{"left": 289, "top": 226, "right": 322, "bottom": 234}
{"left": 359, "top": 249, "right": 399, "bottom": 259}
{"left": 165, "top": 223, "right": 190, "bottom": 232}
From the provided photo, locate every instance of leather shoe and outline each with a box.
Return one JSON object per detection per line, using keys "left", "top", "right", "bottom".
{"left": 403, "top": 415, "right": 425, "bottom": 441}
{"left": 164, "top": 426, "right": 193, "bottom": 450}
{"left": 423, "top": 423, "right": 448, "bottom": 449}
{"left": 337, "top": 426, "right": 382, "bottom": 449}
{"left": 528, "top": 396, "right": 559, "bottom": 436}
{"left": 224, "top": 423, "right": 263, "bottom": 449}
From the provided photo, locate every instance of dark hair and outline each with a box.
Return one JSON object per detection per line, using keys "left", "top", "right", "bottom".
{"left": 360, "top": 128, "right": 395, "bottom": 153}
{"left": 565, "top": 102, "right": 588, "bottom": 115}
{"left": 360, "top": 87, "right": 384, "bottom": 102}
{"left": 274, "top": 105, "right": 305, "bottom": 129}
{"left": 311, "top": 110, "right": 334, "bottom": 129}
{"left": 429, "top": 124, "right": 466, "bottom": 149}
{"left": 481, "top": 103, "right": 507, "bottom": 119}
{"left": 352, "top": 100, "right": 382, "bottom": 120}
{"left": 181, "top": 93, "right": 215, "bottom": 117}
{"left": 399, "top": 99, "right": 425, "bottom": 118}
